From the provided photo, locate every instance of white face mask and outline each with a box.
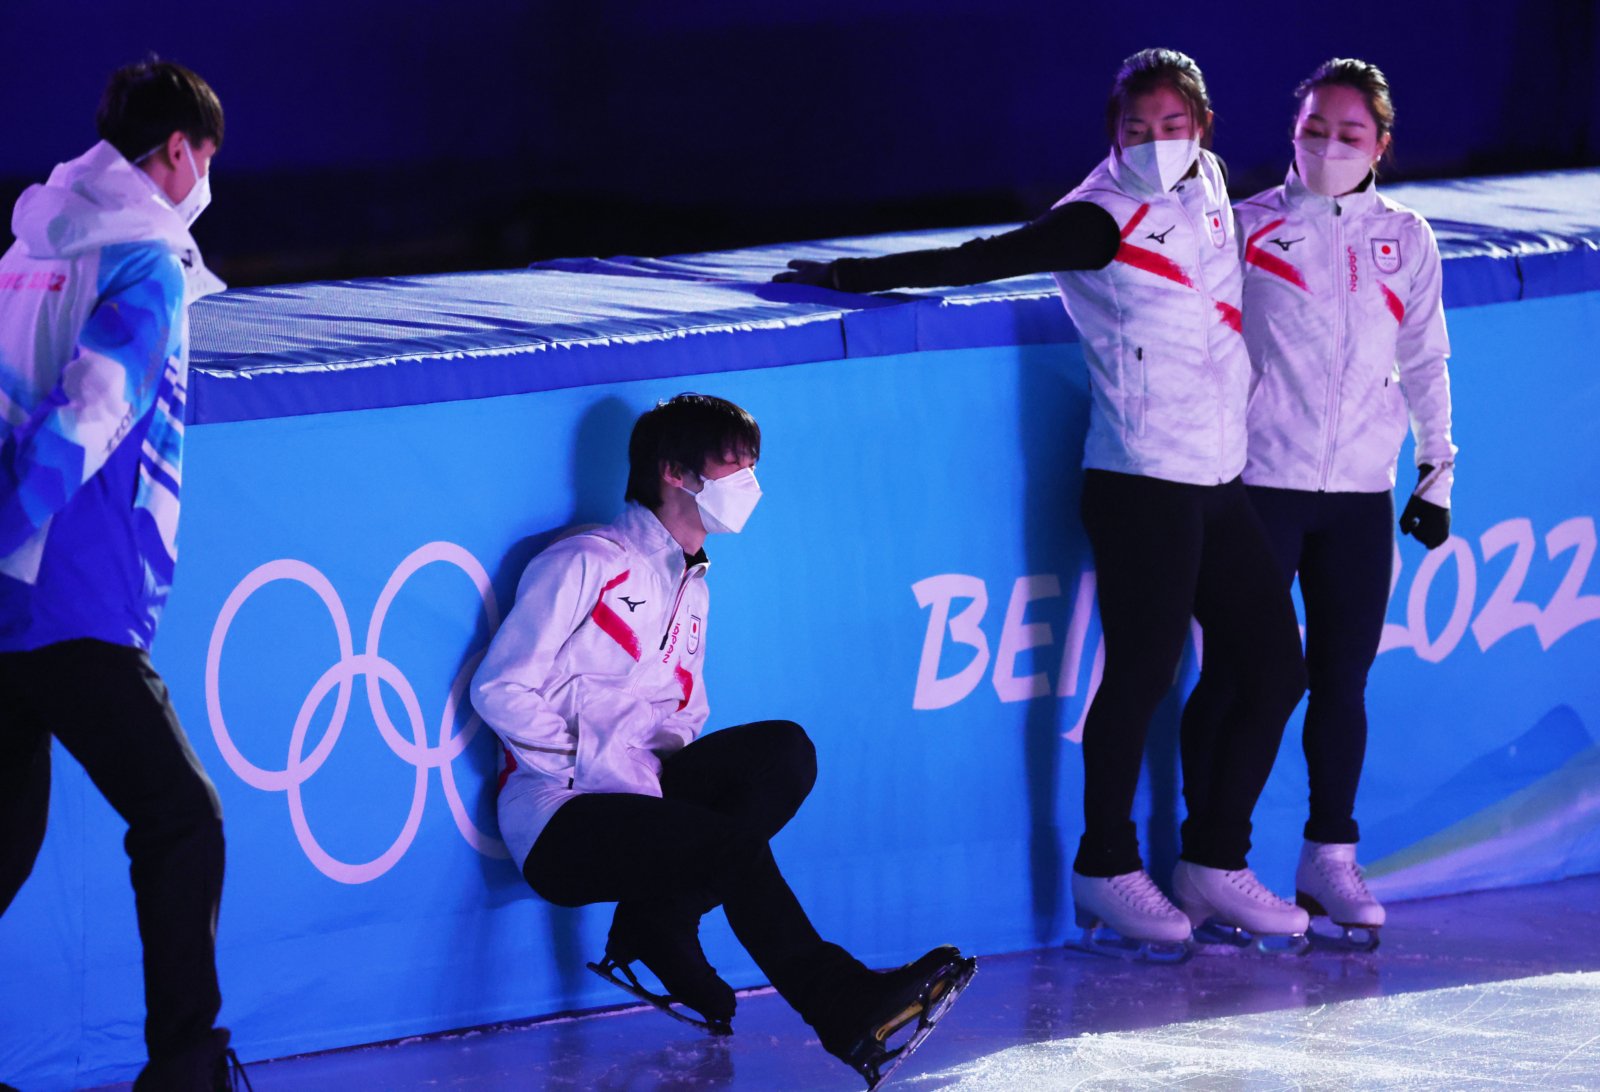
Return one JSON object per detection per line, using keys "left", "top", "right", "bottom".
{"left": 136, "top": 138, "right": 212, "bottom": 227}
{"left": 684, "top": 467, "right": 761, "bottom": 534}
{"left": 1293, "top": 137, "right": 1373, "bottom": 197}
{"left": 172, "top": 138, "right": 212, "bottom": 227}
{"left": 1119, "top": 136, "right": 1199, "bottom": 193}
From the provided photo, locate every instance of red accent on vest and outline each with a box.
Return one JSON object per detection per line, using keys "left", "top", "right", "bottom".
{"left": 1114, "top": 204, "right": 1195, "bottom": 288}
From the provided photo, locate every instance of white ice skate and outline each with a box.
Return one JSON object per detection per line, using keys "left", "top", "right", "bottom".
{"left": 1173, "top": 861, "right": 1310, "bottom": 955}
{"left": 1296, "top": 841, "right": 1384, "bottom": 951}
{"left": 1070, "top": 870, "right": 1193, "bottom": 963}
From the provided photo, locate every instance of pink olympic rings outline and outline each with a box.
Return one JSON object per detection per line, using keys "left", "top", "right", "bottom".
{"left": 205, "top": 542, "right": 507, "bottom": 884}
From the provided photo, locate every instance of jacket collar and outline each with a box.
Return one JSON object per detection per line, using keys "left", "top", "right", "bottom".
{"left": 613, "top": 503, "right": 710, "bottom": 579}
{"left": 1283, "top": 162, "right": 1383, "bottom": 216}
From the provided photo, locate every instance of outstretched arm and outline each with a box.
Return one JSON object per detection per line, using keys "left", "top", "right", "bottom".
{"left": 774, "top": 201, "right": 1121, "bottom": 293}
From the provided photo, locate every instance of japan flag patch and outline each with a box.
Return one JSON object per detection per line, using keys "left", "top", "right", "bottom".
{"left": 1372, "top": 238, "right": 1401, "bottom": 274}
{"left": 1206, "top": 209, "right": 1227, "bottom": 248}
{"left": 687, "top": 614, "right": 702, "bottom": 654}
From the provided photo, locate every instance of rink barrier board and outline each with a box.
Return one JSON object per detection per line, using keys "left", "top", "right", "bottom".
{"left": 189, "top": 169, "right": 1600, "bottom": 423}
{"left": 1, "top": 169, "right": 1598, "bottom": 1088}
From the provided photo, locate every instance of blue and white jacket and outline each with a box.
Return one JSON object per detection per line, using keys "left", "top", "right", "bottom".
{"left": 0, "top": 141, "right": 224, "bottom": 652}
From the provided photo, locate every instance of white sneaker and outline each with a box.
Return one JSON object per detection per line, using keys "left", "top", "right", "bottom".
{"left": 1296, "top": 841, "right": 1385, "bottom": 929}
{"left": 1172, "top": 861, "right": 1310, "bottom": 937}
{"left": 1071, "top": 869, "right": 1192, "bottom": 943}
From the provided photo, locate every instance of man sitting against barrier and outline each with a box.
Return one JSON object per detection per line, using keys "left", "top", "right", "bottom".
{"left": 0, "top": 59, "right": 245, "bottom": 1090}
{"left": 471, "top": 393, "right": 973, "bottom": 1088}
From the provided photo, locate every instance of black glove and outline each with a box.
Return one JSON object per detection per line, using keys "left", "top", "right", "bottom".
{"left": 772, "top": 258, "right": 838, "bottom": 288}
{"left": 1399, "top": 464, "right": 1451, "bottom": 549}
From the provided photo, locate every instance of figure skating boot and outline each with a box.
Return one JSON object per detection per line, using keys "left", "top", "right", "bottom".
{"left": 1069, "top": 869, "right": 1193, "bottom": 962}
{"left": 588, "top": 902, "right": 735, "bottom": 1035}
{"left": 815, "top": 945, "right": 977, "bottom": 1090}
{"left": 1296, "top": 841, "right": 1384, "bottom": 951}
{"left": 1173, "top": 861, "right": 1310, "bottom": 954}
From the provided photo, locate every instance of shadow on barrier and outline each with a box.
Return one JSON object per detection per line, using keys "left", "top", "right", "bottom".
{"left": 467, "top": 393, "right": 639, "bottom": 1007}
{"left": 1011, "top": 335, "right": 1191, "bottom": 938}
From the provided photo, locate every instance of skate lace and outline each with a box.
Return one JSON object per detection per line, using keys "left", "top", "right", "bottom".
{"left": 1320, "top": 856, "right": 1375, "bottom": 898}
{"left": 1110, "top": 870, "right": 1179, "bottom": 915}
{"left": 1224, "top": 868, "right": 1295, "bottom": 909}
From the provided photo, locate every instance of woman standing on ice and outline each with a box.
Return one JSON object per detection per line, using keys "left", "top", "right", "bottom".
{"left": 1181, "top": 58, "right": 1456, "bottom": 948}
{"left": 777, "top": 47, "right": 1311, "bottom": 956}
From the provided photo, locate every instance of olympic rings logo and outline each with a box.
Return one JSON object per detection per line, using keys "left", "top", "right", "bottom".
{"left": 205, "top": 542, "right": 508, "bottom": 884}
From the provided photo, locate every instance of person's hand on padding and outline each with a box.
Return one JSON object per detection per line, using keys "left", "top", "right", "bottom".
{"left": 1399, "top": 464, "right": 1451, "bottom": 549}
{"left": 773, "top": 258, "right": 837, "bottom": 288}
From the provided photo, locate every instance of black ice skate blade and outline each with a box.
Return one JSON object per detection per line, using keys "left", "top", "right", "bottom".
{"left": 1192, "top": 920, "right": 1310, "bottom": 956}
{"left": 1067, "top": 924, "right": 1193, "bottom": 964}
{"left": 1306, "top": 920, "right": 1381, "bottom": 953}
{"left": 844, "top": 956, "right": 977, "bottom": 1091}
{"left": 585, "top": 958, "right": 733, "bottom": 1037}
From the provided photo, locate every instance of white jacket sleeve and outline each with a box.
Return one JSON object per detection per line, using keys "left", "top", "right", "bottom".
{"left": 1397, "top": 218, "right": 1456, "bottom": 505}
{"left": 471, "top": 538, "right": 610, "bottom": 779}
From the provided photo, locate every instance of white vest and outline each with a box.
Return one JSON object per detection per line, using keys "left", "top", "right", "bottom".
{"left": 1052, "top": 148, "right": 1251, "bottom": 485}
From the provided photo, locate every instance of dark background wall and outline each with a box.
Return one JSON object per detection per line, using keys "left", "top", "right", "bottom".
{"left": 5, "top": 0, "right": 1598, "bottom": 286}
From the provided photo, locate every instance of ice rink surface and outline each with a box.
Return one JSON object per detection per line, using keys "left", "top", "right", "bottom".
{"left": 92, "top": 874, "right": 1600, "bottom": 1090}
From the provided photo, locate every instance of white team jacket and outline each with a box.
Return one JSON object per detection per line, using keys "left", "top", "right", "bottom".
{"left": 1233, "top": 168, "right": 1455, "bottom": 503}
{"left": 472, "top": 503, "right": 709, "bottom": 862}
{"left": 1052, "top": 148, "right": 1252, "bottom": 486}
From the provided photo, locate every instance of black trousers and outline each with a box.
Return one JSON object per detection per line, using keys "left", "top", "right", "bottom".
{"left": 524, "top": 720, "right": 862, "bottom": 1021}
{"left": 0, "top": 639, "right": 225, "bottom": 1065}
{"left": 1183, "top": 486, "right": 1393, "bottom": 846}
{"left": 1076, "top": 471, "right": 1308, "bottom": 877}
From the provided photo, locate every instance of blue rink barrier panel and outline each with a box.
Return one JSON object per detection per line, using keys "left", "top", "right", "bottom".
{"left": 2, "top": 171, "right": 1599, "bottom": 1087}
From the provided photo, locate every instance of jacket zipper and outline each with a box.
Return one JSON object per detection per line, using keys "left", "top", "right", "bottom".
{"left": 659, "top": 568, "right": 696, "bottom": 651}
{"left": 1318, "top": 200, "right": 1347, "bottom": 491}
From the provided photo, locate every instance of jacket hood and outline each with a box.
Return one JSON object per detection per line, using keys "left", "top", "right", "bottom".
{"left": 12, "top": 141, "right": 206, "bottom": 261}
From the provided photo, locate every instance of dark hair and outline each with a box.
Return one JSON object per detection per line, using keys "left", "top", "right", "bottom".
{"left": 1105, "top": 48, "right": 1213, "bottom": 147}
{"left": 97, "top": 57, "right": 224, "bottom": 162}
{"left": 625, "top": 393, "right": 761, "bottom": 509}
{"left": 1294, "top": 58, "right": 1395, "bottom": 159}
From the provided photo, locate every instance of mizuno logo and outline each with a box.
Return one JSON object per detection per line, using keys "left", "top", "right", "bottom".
{"left": 1268, "top": 237, "right": 1304, "bottom": 252}
{"left": 1146, "top": 226, "right": 1175, "bottom": 245}
{"left": 619, "top": 596, "right": 646, "bottom": 612}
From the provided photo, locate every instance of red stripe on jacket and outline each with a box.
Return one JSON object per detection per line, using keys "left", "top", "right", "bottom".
{"left": 496, "top": 742, "right": 516, "bottom": 792}
{"left": 1380, "top": 284, "right": 1405, "bottom": 323}
{"left": 1244, "top": 219, "right": 1310, "bottom": 291}
{"left": 591, "top": 570, "right": 641, "bottom": 660}
{"left": 673, "top": 664, "right": 694, "bottom": 712}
